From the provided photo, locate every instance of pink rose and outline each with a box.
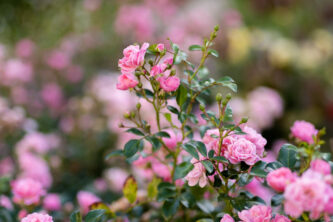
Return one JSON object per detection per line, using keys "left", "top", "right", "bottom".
{"left": 242, "top": 126, "right": 267, "bottom": 157}
{"left": 267, "top": 167, "right": 296, "bottom": 192}
{"left": 271, "top": 214, "right": 291, "bottom": 222}
{"left": 3, "top": 59, "right": 33, "bottom": 84}
{"left": 118, "top": 43, "right": 149, "bottom": 75}
{"left": 116, "top": 74, "right": 138, "bottom": 90}
{"left": 0, "top": 195, "right": 13, "bottom": 210}
{"left": 21, "top": 213, "right": 53, "bottom": 222}
{"left": 162, "top": 130, "right": 181, "bottom": 149}
{"left": 43, "top": 194, "right": 61, "bottom": 211}
{"left": 11, "top": 178, "right": 45, "bottom": 205}
{"left": 290, "top": 120, "right": 318, "bottom": 144}
{"left": 284, "top": 176, "right": 328, "bottom": 220}
{"left": 157, "top": 43, "right": 165, "bottom": 51}
{"left": 224, "top": 138, "right": 258, "bottom": 165}
{"left": 238, "top": 205, "right": 272, "bottom": 222}
{"left": 311, "top": 159, "right": 331, "bottom": 175}
{"left": 15, "top": 39, "right": 35, "bottom": 58}
{"left": 151, "top": 161, "right": 171, "bottom": 181}
{"left": 185, "top": 159, "right": 207, "bottom": 188}
{"left": 203, "top": 129, "right": 220, "bottom": 154}
{"left": 46, "top": 50, "right": 71, "bottom": 70}
{"left": 150, "top": 64, "right": 167, "bottom": 76}
{"left": 220, "top": 214, "right": 234, "bottom": 222}
{"left": 158, "top": 76, "right": 180, "bottom": 92}
{"left": 77, "top": 191, "right": 100, "bottom": 214}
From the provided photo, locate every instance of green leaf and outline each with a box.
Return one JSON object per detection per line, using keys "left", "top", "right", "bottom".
{"left": 85, "top": 210, "right": 105, "bottom": 222}
{"left": 147, "top": 177, "right": 162, "bottom": 199}
{"left": 0, "top": 208, "right": 13, "bottom": 222}
{"left": 250, "top": 161, "right": 267, "bottom": 177}
{"left": 167, "top": 105, "right": 179, "bottom": 114}
{"left": 123, "top": 176, "right": 137, "bottom": 204}
{"left": 197, "top": 67, "right": 210, "bottom": 79}
{"left": 208, "top": 150, "right": 215, "bottom": 158}
{"left": 164, "top": 113, "right": 172, "bottom": 123}
{"left": 182, "top": 143, "right": 199, "bottom": 160}
{"left": 277, "top": 144, "right": 298, "bottom": 169}
{"left": 223, "top": 105, "right": 233, "bottom": 122}
{"left": 211, "top": 156, "right": 228, "bottom": 164}
{"left": 266, "top": 161, "right": 284, "bottom": 171}
{"left": 180, "top": 192, "right": 196, "bottom": 208}
{"left": 124, "top": 139, "right": 143, "bottom": 158}
{"left": 126, "top": 128, "right": 145, "bottom": 136}
{"left": 155, "top": 131, "right": 170, "bottom": 138}
{"left": 146, "top": 136, "right": 161, "bottom": 151}
{"left": 176, "top": 85, "right": 188, "bottom": 107}
{"left": 238, "top": 174, "right": 253, "bottom": 187}
{"left": 189, "top": 44, "right": 202, "bottom": 51}
{"left": 271, "top": 194, "right": 284, "bottom": 207}
{"left": 105, "top": 150, "right": 123, "bottom": 160}
{"left": 191, "top": 141, "right": 207, "bottom": 157}
{"left": 208, "top": 49, "right": 219, "bottom": 57}
{"left": 157, "top": 182, "right": 176, "bottom": 201}
{"left": 162, "top": 199, "right": 180, "bottom": 219}
{"left": 173, "top": 162, "right": 194, "bottom": 180}
{"left": 202, "top": 160, "right": 214, "bottom": 173}
{"left": 175, "top": 51, "right": 188, "bottom": 64}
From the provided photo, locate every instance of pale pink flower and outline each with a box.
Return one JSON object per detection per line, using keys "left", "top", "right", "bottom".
{"left": 0, "top": 157, "right": 14, "bottom": 176}
{"left": 220, "top": 214, "right": 234, "bottom": 222}
{"left": 77, "top": 191, "right": 100, "bottom": 214}
{"left": 11, "top": 178, "right": 45, "bottom": 205}
{"left": 21, "top": 213, "right": 53, "bottom": 222}
{"left": 284, "top": 176, "right": 328, "bottom": 220}
{"left": 290, "top": 120, "right": 318, "bottom": 144}
{"left": 105, "top": 168, "right": 128, "bottom": 192}
{"left": 311, "top": 159, "right": 331, "bottom": 175}
{"left": 83, "top": 0, "right": 101, "bottom": 11}
{"left": 271, "top": 214, "right": 291, "bottom": 222}
{"left": 162, "top": 130, "right": 181, "bottom": 149}
{"left": 118, "top": 43, "right": 149, "bottom": 75}
{"left": 203, "top": 129, "right": 220, "bottom": 153}
{"left": 18, "top": 210, "right": 28, "bottom": 220}
{"left": 0, "top": 195, "right": 13, "bottom": 210}
{"left": 43, "top": 194, "right": 61, "bottom": 211}
{"left": 65, "top": 65, "right": 83, "bottom": 83}
{"left": 41, "top": 83, "right": 64, "bottom": 110}
{"left": 324, "top": 188, "right": 333, "bottom": 214}
{"left": 151, "top": 161, "right": 171, "bottom": 181}
{"left": 46, "top": 50, "right": 71, "bottom": 70}
{"left": 2, "top": 59, "right": 33, "bottom": 84}
{"left": 158, "top": 76, "right": 180, "bottom": 92}
{"left": 224, "top": 138, "right": 258, "bottom": 165}
{"left": 245, "top": 178, "right": 274, "bottom": 204}
{"left": 267, "top": 167, "right": 296, "bottom": 192}
{"left": 15, "top": 39, "right": 35, "bottom": 58}
{"left": 238, "top": 205, "right": 272, "bottom": 222}
{"left": 114, "top": 6, "right": 155, "bottom": 41}
{"left": 116, "top": 74, "right": 138, "bottom": 90}
{"left": 185, "top": 159, "right": 207, "bottom": 188}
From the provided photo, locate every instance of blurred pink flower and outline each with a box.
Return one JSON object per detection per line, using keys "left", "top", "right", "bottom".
{"left": 41, "top": 83, "right": 64, "bottom": 110}
{"left": 77, "top": 191, "right": 100, "bottom": 214}
{"left": 158, "top": 76, "right": 180, "bottom": 92}
{"left": 271, "top": 214, "right": 291, "bottom": 222}
{"left": 43, "top": 194, "right": 61, "bottom": 211}
{"left": 311, "top": 159, "right": 331, "bottom": 175}
{"left": 105, "top": 168, "right": 128, "bottom": 192}
{"left": 116, "top": 74, "right": 138, "bottom": 90}
{"left": 220, "top": 214, "right": 234, "bottom": 222}
{"left": 290, "top": 120, "right": 318, "bottom": 144}
{"left": 46, "top": 50, "right": 71, "bottom": 70}
{"left": 238, "top": 205, "right": 272, "bottom": 222}
{"left": 11, "top": 178, "right": 45, "bottom": 205}
{"left": 162, "top": 130, "right": 181, "bottom": 149}
{"left": 2, "top": 59, "right": 33, "bottom": 85}
{"left": 15, "top": 39, "right": 35, "bottom": 58}
{"left": 65, "top": 65, "right": 83, "bottom": 83}
{"left": 21, "top": 213, "right": 53, "bottom": 222}
{"left": 0, "top": 195, "right": 13, "bottom": 210}
{"left": 83, "top": 0, "right": 101, "bottom": 11}
{"left": 267, "top": 167, "right": 296, "bottom": 192}
{"left": 115, "top": 5, "right": 155, "bottom": 41}
{"left": 0, "top": 157, "right": 14, "bottom": 176}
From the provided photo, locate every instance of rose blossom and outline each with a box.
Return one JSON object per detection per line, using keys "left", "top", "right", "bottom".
{"left": 290, "top": 120, "right": 318, "bottom": 144}
{"left": 224, "top": 137, "right": 258, "bottom": 165}
{"left": 157, "top": 43, "right": 165, "bottom": 51}
{"left": 77, "top": 191, "right": 101, "bottom": 214}
{"left": 284, "top": 176, "right": 328, "bottom": 220}
{"left": 267, "top": 167, "right": 296, "bottom": 192}
{"left": 238, "top": 205, "right": 272, "bottom": 222}
{"left": 220, "top": 214, "right": 235, "bottom": 222}
{"left": 311, "top": 159, "right": 331, "bottom": 175}
{"left": 185, "top": 159, "right": 207, "bottom": 188}
{"left": 242, "top": 126, "right": 267, "bottom": 157}
{"left": 43, "top": 194, "right": 61, "bottom": 211}
{"left": 271, "top": 214, "right": 291, "bottom": 222}
{"left": 118, "top": 43, "right": 149, "bottom": 75}
{"left": 21, "top": 213, "right": 53, "bottom": 222}
{"left": 150, "top": 64, "right": 167, "bottom": 76}
{"left": 158, "top": 76, "right": 180, "bottom": 92}
{"left": 11, "top": 178, "right": 45, "bottom": 205}
{"left": 162, "top": 130, "right": 181, "bottom": 149}
{"left": 116, "top": 74, "right": 138, "bottom": 90}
